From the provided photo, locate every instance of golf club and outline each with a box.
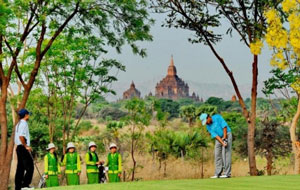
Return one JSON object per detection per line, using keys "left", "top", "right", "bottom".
{"left": 29, "top": 152, "right": 46, "bottom": 188}
{"left": 223, "top": 139, "right": 227, "bottom": 174}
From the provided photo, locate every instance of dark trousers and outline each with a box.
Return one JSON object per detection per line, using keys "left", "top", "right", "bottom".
{"left": 15, "top": 145, "right": 34, "bottom": 190}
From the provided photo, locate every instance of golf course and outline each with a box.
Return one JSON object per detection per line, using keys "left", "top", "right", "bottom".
{"left": 46, "top": 175, "right": 300, "bottom": 190}
{"left": 3, "top": 1, "right": 300, "bottom": 190}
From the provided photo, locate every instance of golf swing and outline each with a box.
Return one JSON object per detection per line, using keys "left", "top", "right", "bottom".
{"left": 200, "top": 113, "right": 232, "bottom": 178}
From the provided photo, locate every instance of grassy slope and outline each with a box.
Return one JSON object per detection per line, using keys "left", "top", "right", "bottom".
{"left": 47, "top": 175, "right": 300, "bottom": 190}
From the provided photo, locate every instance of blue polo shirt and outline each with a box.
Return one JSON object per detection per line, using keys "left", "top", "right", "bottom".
{"left": 206, "top": 114, "right": 231, "bottom": 138}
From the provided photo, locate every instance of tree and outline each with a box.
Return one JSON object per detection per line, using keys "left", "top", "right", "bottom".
{"left": 263, "top": 2, "right": 300, "bottom": 173}
{"left": 41, "top": 33, "right": 126, "bottom": 152}
{"left": 256, "top": 116, "right": 291, "bottom": 175}
{"left": 222, "top": 111, "right": 248, "bottom": 157}
{"left": 146, "top": 129, "right": 174, "bottom": 177}
{"left": 106, "top": 121, "right": 125, "bottom": 154}
{"left": 159, "top": 99, "right": 180, "bottom": 118}
{"left": 196, "top": 105, "right": 218, "bottom": 117}
{"left": 180, "top": 105, "right": 197, "bottom": 127}
{"left": 152, "top": 0, "right": 282, "bottom": 175}
{"left": 123, "top": 98, "right": 151, "bottom": 181}
{"left": 0, "top": 1, "right": 153, "bottom": 189}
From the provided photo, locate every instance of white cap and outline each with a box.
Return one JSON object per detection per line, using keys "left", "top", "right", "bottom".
{"left": 47, "top": 143, "right": 56, "bottom": 150}
{"left": 67, "top": 142, "right": 75, "bottom": 150}
{"left": 89, "top": 141, "right": 97, "bottom": 148}
{"left": 109, "top": 143, "right": 117, "bottom": 149}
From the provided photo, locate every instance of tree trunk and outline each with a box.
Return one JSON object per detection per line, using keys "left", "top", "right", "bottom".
{"left": 0, "top": 100, "right": 10, "bottom": 190}
{"left": 163, "top": 161, "right": 167, "bottom": 177}
{"left": 201, "top": 147, "right": 204, "bottom": 179}
{"left": 290, "top": 96, "right": 300, "bottom": 174}
{"left": 0, "top": 163, "right": 11, "bottom": 190}
{"left": 0, "top": 97, "right": 17, "bottom": 190}
{"left": 247, "top": 55, "right": 258, "bottom": 176}
{"left": 131, "top": 137, "right": 136, "bottom": 181}
{"left": 266, "top": 152, "right": 273, "bottom": 176}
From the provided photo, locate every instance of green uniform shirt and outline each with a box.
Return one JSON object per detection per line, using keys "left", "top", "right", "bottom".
{"left": 44, "top": 153, "right": 61, "bottom": 175}
{"left": 106, "top": 153, "right": 122, "bottom": 174}
{"left": 62, "top": 152, "right": 81, "bottom": 174}
{"left": 85, "top": 152, "right": 99, "bottom": 173}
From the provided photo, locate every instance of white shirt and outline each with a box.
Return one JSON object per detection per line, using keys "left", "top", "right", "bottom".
{"left": 14, "top": 120, "right": 30, "bottom": 146}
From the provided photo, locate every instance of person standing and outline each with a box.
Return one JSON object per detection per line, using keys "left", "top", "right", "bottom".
{"left": 44, "top": 143, "right": 61, "bottom": 187}
{"left": 200, "top": 113, "right": 232, "bottom": 178}
{"left": 106, "top": 143, "right": 122, "bottom": 183}
{"left": 62, "top": 142, "right": 81, "bottom": 185}
{"left": 14, "top": 109, "right": 34, "bottom": 190}
{"left": 85, "top": 142, "right": 101, "bottom": 184}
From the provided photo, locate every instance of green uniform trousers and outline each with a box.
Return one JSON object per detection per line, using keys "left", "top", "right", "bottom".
{"left": 46, "top": 175, "right": 59, "bottom": 187}
{"left": 87, "top": 173, "right": 99, "bottom": 184}
{"left": 66, "top": 174, "right": 80, "bottom": 185}
{"left": 108, "top": 173, "right": 120, "bottom": 183}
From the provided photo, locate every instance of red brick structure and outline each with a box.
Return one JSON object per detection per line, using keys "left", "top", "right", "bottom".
{"left": 155, "top": 56, "right": 198, "bottom": 101}
{"left": 231, "top": 95, "right": 237, "bottom": 102}
{"left": 123, "top": 81, "right": 141, "bottom": 99}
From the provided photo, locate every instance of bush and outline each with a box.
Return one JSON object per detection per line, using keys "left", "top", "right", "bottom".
{"left": 99, "top": 107, "right": 127, "bottom": 120}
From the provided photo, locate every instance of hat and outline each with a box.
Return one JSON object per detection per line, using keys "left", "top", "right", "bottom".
{"left": 47, "top": 143, "right": 56, "bottom": 150}
{"left": 67, "top": 142, "right": 75, "bottom": 150}
{"left": 109, "top": 143, "right": 117, "bottom": 149}
{"left": 89, "top": 141, "right": 97, "bottom": 149}
{"left": 18, "top": 109, "right": 32, "bottom": 117}
{"left": 199, "top": 113, "right": 208, "bottom": 126}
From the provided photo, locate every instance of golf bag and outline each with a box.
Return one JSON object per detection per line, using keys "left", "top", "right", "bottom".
{"left": 98, "top": 163, "right": 107, "bottom": 183}
{"left": 37, "top": 174, "right": 47, "bottom": 188}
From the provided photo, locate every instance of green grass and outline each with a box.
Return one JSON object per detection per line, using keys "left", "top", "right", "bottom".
{"left": 47, "top": 175, "right": 300, "bottom": 190}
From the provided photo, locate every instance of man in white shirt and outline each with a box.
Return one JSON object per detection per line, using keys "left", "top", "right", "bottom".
{"left": 14, "top": 109, "right": 34, "bottom": 190}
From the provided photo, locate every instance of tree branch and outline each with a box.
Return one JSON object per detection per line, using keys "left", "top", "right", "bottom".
{"left": 40, "top": 1, "right": 80, "bottom": 58}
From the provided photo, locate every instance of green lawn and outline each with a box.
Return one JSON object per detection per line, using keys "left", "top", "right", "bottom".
{"left": 47, "top": 175, "right": 300, "bottom": 190}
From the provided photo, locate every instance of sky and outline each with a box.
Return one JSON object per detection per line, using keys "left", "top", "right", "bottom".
{"left": 104, "top": 13, "right": 274, "bottom": 99}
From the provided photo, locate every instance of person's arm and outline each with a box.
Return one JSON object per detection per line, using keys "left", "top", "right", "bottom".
{"left": 118, "top": 154, "right": 122, "bottom": 174}
{"left": 44, "top": 155, "right": 49, "bottom": 178}
{"left": 216, "top": 136, "right": 227, "bottom": 147}
{"left": 77, "top": 154, "right": 81, "bottom": 174}
{"left": 223, "top": 127, "right": 227, "bottom": 139}
{"left": 85, "top": 153, "right": 96, "bottom": 166}
{"left": 18, "top": 124, "right": 32, "bottom": 151}
{"left": 219, "top": 116, "right": 229, "bottom": 139}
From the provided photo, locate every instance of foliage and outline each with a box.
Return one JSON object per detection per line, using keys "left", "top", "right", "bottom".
{"left": 180, "top": 105, "right": 197, "bottom": 127}
{"left": 99, "top": 107, "right": 128, "bottom": 121}
{"left": 264, "top": 1, "right": 300, "bottom": 93}
{"left": 196, "top": 105, "right": 218, "bottom": 117}
{"left": 222, "top": 111, "right": 248, "bottom": 157}
{"left": 123, "top": 98, "right": 151, "bottom": 181}
{"left": 159, "top": 99, "right": 180, "bottom": 119}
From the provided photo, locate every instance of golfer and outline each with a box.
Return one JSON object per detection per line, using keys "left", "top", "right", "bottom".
{"left": 14, "top": 109, "right": 34, "bottom": 190}
{"left": 200, "top": 113, "right": 232, "bottom": 178}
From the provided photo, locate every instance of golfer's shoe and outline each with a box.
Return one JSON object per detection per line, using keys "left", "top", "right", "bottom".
{"left": 21, "top": 187, "right": 35, "bottom": 190}
{"left": 210, "top": 175, "right": 219, "bottom": 179}
{"left": 220, "top": 175, "right": 230, "bottom": 178}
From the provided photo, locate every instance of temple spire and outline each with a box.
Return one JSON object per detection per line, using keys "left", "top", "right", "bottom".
{"left": 130, "top": 81, "right": 135, "bottom": 88}
{"left": 170, "top": 55, "right": 174, "bottom": 66}
{"left": 167, "top": 55, "right": 177, "bottom": 76}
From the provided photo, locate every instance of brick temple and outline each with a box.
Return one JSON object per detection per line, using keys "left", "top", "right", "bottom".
{"left": 155, "top": 56, "right": 199, "bottom": 101}
{"left": 122, "top": 56, "right": 200, "bottom": 101}
{"left": 123, "top": 81, "right": 141, "bottom": 99}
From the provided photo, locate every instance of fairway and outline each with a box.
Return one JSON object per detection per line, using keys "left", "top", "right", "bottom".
{"left": 46, "top": 175, "right": 300, "bottom": 190}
